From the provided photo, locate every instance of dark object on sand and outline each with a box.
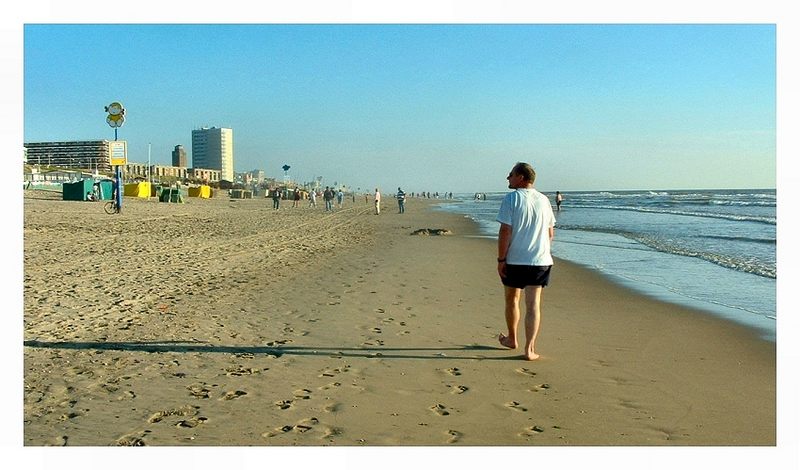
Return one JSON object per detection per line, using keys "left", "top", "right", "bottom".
{"left": 411, "top": 228, "right": 452, "bottom": 236}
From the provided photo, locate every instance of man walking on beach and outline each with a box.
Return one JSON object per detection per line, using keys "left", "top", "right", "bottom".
{"left": 323, "top": 187, "right": 334, "bottom": 212}
{"left": 496, "top": 162, "right": 556, "bottom": 360}
{"left": 271, "top": 189, "right": 281, "bottom": 210}
{"left": 374, "top": 188, "right": 381, "bottom": 215}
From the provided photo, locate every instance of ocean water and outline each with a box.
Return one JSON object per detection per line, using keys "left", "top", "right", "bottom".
{"left": 436, "top": 189, "right": 776, "bottom": 341}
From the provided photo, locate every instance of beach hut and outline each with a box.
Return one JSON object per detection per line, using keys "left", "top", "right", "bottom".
{"left": 96, "top": 180, "right": 114, "bottom": 200}
{"left": 230, "top": 189, "right": 253, "bottom": 199}
{"left": 123, "top": 182, "right": 151, "bottom": 198}
{"left": 159, "top": 187, "right": 185, "bottom": 203}
{"left": 62, "top": 179, "right": 94, "bottom": 201}
{"left": 188, "top": 185, "right": 212, "bottom": 199}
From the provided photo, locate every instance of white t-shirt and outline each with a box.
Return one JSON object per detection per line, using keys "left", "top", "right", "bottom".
{"left": 496, "top": 188, "right": 556, "bottom": 266}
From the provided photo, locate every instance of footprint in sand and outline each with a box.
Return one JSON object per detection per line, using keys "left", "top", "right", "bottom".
{"left": 262, "top": 417, "right": 321, "bottom": 438}
{"left": 293, "top": 389, "right": 312, "bottom": 400}
{"left": 530, "top": 383, "right": 551, "bottom": 393}
{"left": 283, "top": 326, "right": 309, "bottom": 336}
{"left": 225, "top": 365, "right": 261, "bottom": 376}
{"left": 444, "top": 367, "right": 462, "bottom": 376}
{"left": 176, "top": 416, "right": 208, "bottom": 428}
{"left": 520, "top": 425, "right": 546, "bottom": 437}
{"left": 115, "top": 435, "right": 146, "bottom": 446}
{"left": 447, "top": 430, "right": 463, "bottom": 443}
{"left": 220, "top": 390, "right": 247, "bottom": 400}
{"left": 318, "top": 382, "right": 342, "bottom": 391}
{"left": 319, "top": 365, "right": 352, "bottom": 378}
{"left": 275, "top": 399, "right": 293, "bottom": 410}
{"left": 447, "top": 384, "right": 469, "bottom": 394}
{"left": 148, "top": 406, "right": 196, "bottom": 423}
{"left": 515, "top": 367, "right": 537, "bottom": 377}
{"left": 323, "top": 402, "right": 342, "bottom": 413}
{"left": 430, "top": 403, "right": 452, "bottom": 416}
{"left": 187, "top": 384, "right": 211, "bottom": 399}
{"left": 505, "top": 401, "right": 528, "bottom": 412}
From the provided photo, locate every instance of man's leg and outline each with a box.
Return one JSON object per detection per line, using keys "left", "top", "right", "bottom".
{"left": 499, "top": 286, "right": 521, "bottom": 348}
{"left": 522, "top": 285, "right": 543, "bottom": 360}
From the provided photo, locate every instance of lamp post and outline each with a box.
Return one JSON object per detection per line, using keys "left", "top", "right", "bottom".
{"left": 148, "top": 142, "right": 152, "bottom": 200}
{"left": 282, "top": 164, "right": 291, "bottom": 184}
{"left": 105, "top": 101, "right": 126, "bottom": 213}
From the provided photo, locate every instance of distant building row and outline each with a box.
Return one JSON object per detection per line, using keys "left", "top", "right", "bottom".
{"left": 24, "top": 140, "right": 220, "bottom": 183}
{"left": 24, "top": 126, "right": 234, "bottom": 183}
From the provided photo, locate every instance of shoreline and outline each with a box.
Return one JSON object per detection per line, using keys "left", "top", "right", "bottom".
{"left": 22, "top": 191, "right": 775, "bottom": 448}
{"left": 432, "top": 200, "right": 777, "bottom": 342}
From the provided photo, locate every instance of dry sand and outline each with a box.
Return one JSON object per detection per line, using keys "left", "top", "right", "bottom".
{"left": 21, "top": 190, "right": 778, "bottom": 455}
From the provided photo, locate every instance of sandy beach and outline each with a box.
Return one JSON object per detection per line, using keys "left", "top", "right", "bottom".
{"left": 22, "top": 190, "right": 776, "bottom": 450}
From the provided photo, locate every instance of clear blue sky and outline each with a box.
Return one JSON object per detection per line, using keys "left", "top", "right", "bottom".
{"left": 22, "top": 23, "right": 775, "bottom": 193}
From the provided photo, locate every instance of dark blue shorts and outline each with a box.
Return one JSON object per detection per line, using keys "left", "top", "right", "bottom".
{"left": 501, "top": 264, "right": 552, "bottom": 288}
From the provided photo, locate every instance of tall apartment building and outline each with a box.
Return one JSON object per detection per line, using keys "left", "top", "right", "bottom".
{"left": 191, "top": 127, "right": 233, "bottom": 182}
{"left": 172, "top": 145, "right": 187, "bottom": 168}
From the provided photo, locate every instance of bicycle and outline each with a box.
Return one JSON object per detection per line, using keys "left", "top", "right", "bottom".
{"left": 104, "top": 199, "right": 120, "bottom": 214}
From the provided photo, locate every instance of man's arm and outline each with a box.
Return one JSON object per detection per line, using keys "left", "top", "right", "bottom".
{"left": 549, "top": 226, "right": 554, "bottom": 241}
{"left": 498, "top": 223, "right": 512, "bottom": 277}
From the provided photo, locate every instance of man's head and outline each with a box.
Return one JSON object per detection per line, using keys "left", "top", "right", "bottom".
{"left": 507, "top": 162, "right": 536, "bottom": 189}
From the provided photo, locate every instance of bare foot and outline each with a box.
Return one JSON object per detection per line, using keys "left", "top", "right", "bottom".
{"left": 524, "top": 351, "right": 540, "bottom": 361}
{"left": 499, "top": 334, "right": 517, "bottom": 349}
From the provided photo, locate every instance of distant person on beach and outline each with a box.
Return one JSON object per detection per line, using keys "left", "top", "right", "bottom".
{"left": 396, "top": 187, "right": 406, "bottom": 213}
{"left": 337, "top": 189, "right": 344, "bottom": 208}
{"left": 496, "top": 162, "right": 556, "bottom": 361}
{"left": 323, "top": 187, "right": 334, "bottom": 212}
{"left": 374, "top": 188, "right": 381, "bottom": 215}
{"left": 308, "top": 189, "right": 317, "bottom": 208}
{"left": 271, "top": 189, "right": 281, "bottom": 210}
{"left": 556, "top": 191, "right": 563, "bottom": 212}
{"left": 293, "top": 189, "right": 301, "bottom": 208}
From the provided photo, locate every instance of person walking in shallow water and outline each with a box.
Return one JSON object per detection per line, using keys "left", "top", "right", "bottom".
{"left": 556, "top": 191, "right": 563, "bottom": 212}
{"left": 496, "top": 162, "right": 556, "bottom": 360}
